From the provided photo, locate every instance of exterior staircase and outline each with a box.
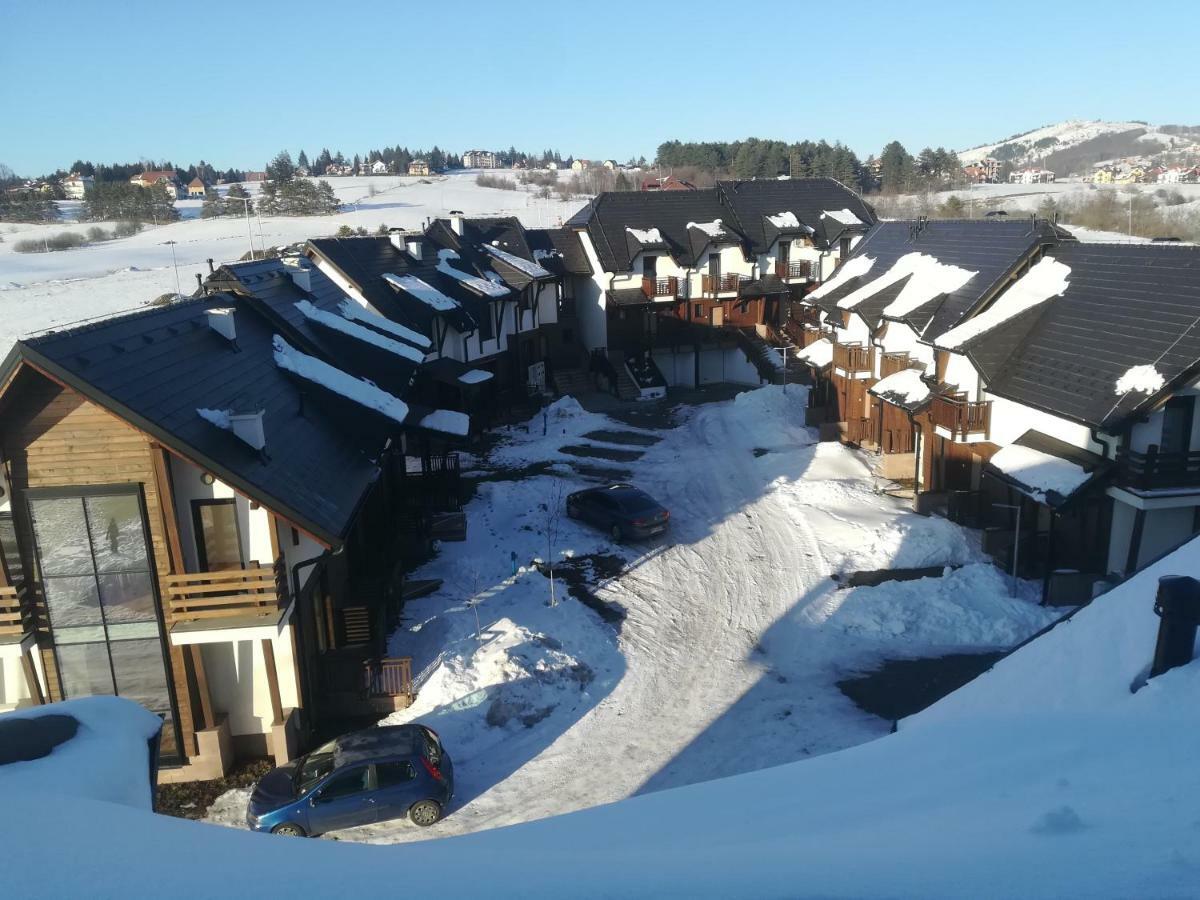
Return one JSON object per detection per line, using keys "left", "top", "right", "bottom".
{"left": 606, "top": 350, "right": 641, "bottom": 400}
{"left": 732, "top": 326, "right": 810, "bottom": 386}
{"left": 552, "top": 367, "right": 593, "bottom": 396}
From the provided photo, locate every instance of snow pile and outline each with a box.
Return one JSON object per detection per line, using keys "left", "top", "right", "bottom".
{"left": 687, "top": 219, "right": 725, "bottom": 237}
{"left": 196, "top": 407, "right": 232, "bottom": 430}
{"left": 989, "top": 444, "right": 1091, "bottom": 503}
{"left": 294, "top": 299, "right": 425, "bottom": 363}
{"left": 795, "top": 337, "right": 833, "bottom": 368}
{"left": 458, "top": 369, "right": 494, "bottom": 385}
{"left": 419, "top": 409, "right": 471, "bottom": 437}
{"left": 436, "top": 249, "right": 511, "bottom": 298}
{"left": 869, "top": 368, "right": 930, "bottom": 407}
{"left": 807, "top": 254, "right": 875, "bottom": 299}
{"left": 273, "top": 335, "right": 410, "bottom": 424}
{"left": 0, "top": 697, "right": 161, "bottom": 810}
{"left": 826, "top": 564, "right": 1057, "bottom": 647}
{"left": 625, "top": 226, "right": 664, "bottom": 245}
{"left": 483, "top": 244, "right": 552, "bottom": 279}
{"left": 836, "top": 252, "right": 977, "bottom": 318}
{"left": 337, "top": 299, "right": 431, "bottom": 349}
{"left": 532, "top": 248, "right": 560, "bottom": 262}
{"left": 383, "top": 273, "right": 461, "bottom": 311}
{"left": 937, "top": 257, "right": 1071, "bottom": 349}
{"left": 1115, "top": 363, "right": 1166, "bottom": 395}
{"left": 766, "top": 211, "right": 801, "bottom": 230}
{"left": 835, "top": 512, "right": 983, "bottom": 573}
{"left": 822, "top": 208, "right": 864, "bottom": 226}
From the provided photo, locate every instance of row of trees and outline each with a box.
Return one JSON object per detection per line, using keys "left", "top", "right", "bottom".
{"left": 200, "top": 184, "right": 253, "bottom": 218}
{"left": 81, "top": 181, "right": 180, "bottom": 224}
{"left": 0, "top": 188, "right": 59, "bottom": 222}
{"left": 256, "top": 152, "right": 340, "bottom": 216}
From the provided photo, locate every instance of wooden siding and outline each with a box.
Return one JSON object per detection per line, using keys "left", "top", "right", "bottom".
{"left": 0, "top": 370, "right": 196, "bottom": 754}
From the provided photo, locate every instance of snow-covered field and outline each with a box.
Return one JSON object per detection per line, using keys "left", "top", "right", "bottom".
{"left": 0, "top": 173, "right": 585, "bottom": 352}
{"left": 206, "top": 386, "right": 1058, "bottom": 842}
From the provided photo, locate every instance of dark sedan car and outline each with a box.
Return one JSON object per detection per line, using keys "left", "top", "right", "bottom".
{"left": 247, "top": 724, "right": 452, "bottom": 837}
{"left": 567, "top": 484, "right": 669, "bottom": 541}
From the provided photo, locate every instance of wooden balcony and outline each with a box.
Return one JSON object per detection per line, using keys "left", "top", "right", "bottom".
{"left": 165, "top": 561, "right": 288, "bottom": 624}
{"left": 701, "top": 273, "right": 746, "bottom": 296}
{"left": 642, "top": 275, "right": 679, "bottom": 299}
{"left": 0, "top": 583, "right": 32, "bottom": 638}
{"left": 774, "top": 260, "right": 812, "bottom": 280}
{"left": 930, "top": 395, "right": 991, "bottom": 440}
{"left": 364, "top": 657, "right": 414, "bottom": 702}
{"left": 880, "top": 351, "right": 913, "bottom": 378}
{"left": 1116, "top": 446, "right": 1200, "bottom": 492}
{"left": 833, "top": 342, "right": 872, "bottom": 374}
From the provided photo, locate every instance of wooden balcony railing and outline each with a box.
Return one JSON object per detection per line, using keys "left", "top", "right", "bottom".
{"left": 774, "top": 260, "right": 812, "bottom": 280}
{"left": 0, "top": 583, "right": 31, "bottom": 637}
{"left": 364, "top": 656, "right": 414, "bottom": 701}
{"left": 1116, "top": 446, "right": 1200, "bottom": 491}
{"left": 701, "top": 273, "right": 746, "bottom": 296}
{"left": 165, "top": 561, "right": 287, "bottom": 623}
{"left": 880, "top": 351, "right": 913, "bottom": 378}
{"left": 642, "top": 275, "right": 679, "bottom": 299}
{"left": 833, "top": 342, "right": 872, "bottom": 374}
{"left": 930, "top": 395, "right": 991, "bottom": 440}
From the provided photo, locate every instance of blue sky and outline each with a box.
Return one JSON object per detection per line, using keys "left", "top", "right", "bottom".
{"left": 2, "top": 0, "right": 1194, "bottom": 176}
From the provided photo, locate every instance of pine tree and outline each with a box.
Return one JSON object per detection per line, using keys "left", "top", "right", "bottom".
{"left": 879, "top": 141, "right": 915, "bottom": 193}
{"left": 226, "top": 183, "right": 253, "bottom": 216}
{"left": 200, "top": 188, "right": 225, "bottom": 219}
{"left": 266, "top": 151, "right": 296, "bottom": 184}
{"left": 297, "top": 149, "right": 309, "bottom": 172}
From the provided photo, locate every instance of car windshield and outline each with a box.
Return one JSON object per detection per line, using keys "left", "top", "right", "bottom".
{"left": 295, "top": 739, "right": 338, "bottom": 795}
{"left": 617, "top": 491, "right": 658, "bottom": 512}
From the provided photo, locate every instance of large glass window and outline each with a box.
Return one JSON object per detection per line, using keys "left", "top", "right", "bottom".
{"left": 28, "top": 489, "right": 180, "bottom": 761}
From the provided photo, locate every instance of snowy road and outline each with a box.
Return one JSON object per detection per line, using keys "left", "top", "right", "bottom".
{"left": 206, "top": 387, "right": 1058, "bottom": 842}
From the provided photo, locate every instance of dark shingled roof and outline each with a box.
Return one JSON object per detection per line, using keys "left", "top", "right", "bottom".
{"left": 982, "top": 242, "right": 1200, "bottom": 429}
{"left": 715, "top": 178, "right": 876, "bottom": 254}
{"left": 526, "top": 227, "right": 593, "bottom": 276}
{"left": 834, "top": 219, "right": 1064, "bottom": 339}
{"left": 10, "top": 296, "right": 387, "bottom": 544}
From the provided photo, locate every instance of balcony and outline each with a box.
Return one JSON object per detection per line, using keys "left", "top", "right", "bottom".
{"left": 165, "top": 561, "right": 288, "bottom": 626}
{"left": 790, "top": 304, "right": 823, "bottom": 328}
{"left": 880, "top": 351, "right": 913, "bottom": 378}
{"left": 833, "top": 342, "right": 872, "bottom": 374}
{"left": 930, "top": 395, "right": 991, "bottom": 440}
{"left": 0, "top": 583, "right": 32, "bottom": 640}
{"left": 642, "top": 275, "right": 679, "bottom": 299}
{"left": 774, "top": 260, "right": 812, "bottom": 281}
{"left": 1115, "top": 446, "right": 1200, "bottom": 492}
{"left": 701, "top": 273, "right": 747, "bottom": 297}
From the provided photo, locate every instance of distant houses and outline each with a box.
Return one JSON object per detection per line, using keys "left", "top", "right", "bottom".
{"left": 61, "top": 173, "right": 93, "bottom": 199}
{"left": 186, "top": 177, "right": 207, "bottom": 198}
{"left": 130, "top": 170, "right": 181, "bottom": 198}
{"left": 571, "top": 159, "right": 592, "bottom": 172}
{"left": 408, "top": 159, "right": 431, "bottom": 177}
{"left": 462, "top": 150, "right": 498, "bottom": 169}
{"left": 243, "top": 171, "right": 268, "bottom": 183}
{"left": 641, "top": 174, "right": 696, "bottom": 192}
{"left": 962, "top": 157, "right": 1002, "bottom": 184}
{"left": 1007, "top": 168, "right": 1055, "bottom": 184}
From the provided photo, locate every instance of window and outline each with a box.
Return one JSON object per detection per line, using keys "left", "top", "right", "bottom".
{"left": 643, "top": 255, "right": 657, "bottom": 279}
{"left": 376, "top": 761, "right": 416, "bottom": 788}
{"left": 694, "top": 303, "right": 702, "bottom": 318}
{"left": 478, "top": 304, "right": 494, "bottom": 343}
{"left": 839, "top": 236, "right": 852, "bottom": 258}
{"left": 1161, "top": 396, "right": 1194, "bottom": 455}
{"left": 291, "top": 527, "right": 300, "bottom": 547}
{"left": 707, "top": 253, "right": 720, "bottom": 279}
{"left": 778, "top": 240, "right": 791, "bottom": 264}
{"left": 319, "top": 766, "right": 369, "bottom": 801}
{"left": 192, "top": 499, "right": 243, "bottom": 571}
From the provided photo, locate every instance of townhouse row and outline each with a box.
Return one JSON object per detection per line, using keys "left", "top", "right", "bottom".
{"left": 795, "top": 217, "right": 1200, "bottom": 605}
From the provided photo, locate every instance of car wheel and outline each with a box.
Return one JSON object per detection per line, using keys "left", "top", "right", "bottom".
{"left": 567, "top": 503, "right": 579, "bottom": 519}
{"left": 271, "top": 823, "right": 307, "bottom": 837}
{"left": 409, "top": 800, "right": 442, "bottom": 827}
{"left": 610, "top": 524, "right": 623, "bottom": 542}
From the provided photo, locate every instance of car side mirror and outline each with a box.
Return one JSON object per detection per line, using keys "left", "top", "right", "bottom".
{"left": 309, "top": 794, "right": 320, "bottom": 807}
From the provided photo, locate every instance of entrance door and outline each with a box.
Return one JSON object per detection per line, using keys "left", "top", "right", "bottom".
{"left": 707, "top": 252, "right": 721, "bottom": 283}
{"left": 778, "top": 240, "right": 791, "bottom": 269}
{"left": 27, "top": 487, "right": 181, "bottom": 760}
{"left": 1161, "top": 396, "right": 1194, "bottom": 455}
{"left": 193, "top": 499, "right": 243, "bottom": 571}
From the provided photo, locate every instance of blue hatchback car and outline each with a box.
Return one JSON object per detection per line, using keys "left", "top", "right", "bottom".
{"left": 246, "top": 724, "right": 453, "bottom": 836}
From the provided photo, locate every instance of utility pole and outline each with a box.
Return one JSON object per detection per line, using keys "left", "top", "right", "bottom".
{"left": 774, "top": 346, "right": 790, "bottom": 393}
{"left": 163, "top": 240, "right": 181, "bottom": 298}
{"left": 225, "top": 193, "right": 256, "bottom": 259}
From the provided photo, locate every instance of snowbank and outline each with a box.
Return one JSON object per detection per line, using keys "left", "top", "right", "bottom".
{"left": 419, "top": 409, "right": 471, "bottom": 437}
{"left": 937, "top": 257, "right": 1071, "bottom": 349}
{"left": 795, "top": 337, "right": 833, "bottom": 368}
{"left": 869, "top": 367, "right": 930, "bottom": 407}
{"left": 0, "top": 697, "right": 161, "bottom": 809}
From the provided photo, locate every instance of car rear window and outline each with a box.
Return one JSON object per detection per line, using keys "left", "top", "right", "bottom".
{"left": 376, "top": 761, "right": 416, "bottom": 787}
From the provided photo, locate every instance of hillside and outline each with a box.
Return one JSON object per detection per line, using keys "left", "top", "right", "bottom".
{"left": 958, "top": 119, "right": 1200, "bottom": 174}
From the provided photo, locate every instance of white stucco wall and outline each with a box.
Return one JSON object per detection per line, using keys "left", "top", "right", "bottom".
{"left": 986, "top": 394, "right": 1100, "bottom": 450}
{"left": 878, "top": 322, "right": 935, "bottom": 370}
{"left": 200, "top": 625, "right": 300, "bottom": 737}
{"left": 576, "top": 233, "right": 611, "bottom": 350}
{"left": 169, "top": 458, "right": 276, "bottom": 572}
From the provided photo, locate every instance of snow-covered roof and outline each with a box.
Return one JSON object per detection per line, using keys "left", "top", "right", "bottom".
{"left": 795, "top": 338, "right": 834, "bottom": 368}
{"left": 196, "top": 407, "right": 232, "bottom": 430}
{"left": 0, "top": 697, "right": 161, "bottom": 810}
{"left": 458, "top": 369, "right": 494, "bottom": 385}
{"left": 294, "top": 300, "right": 425, "bottom": 364}
{"left": 483, "top": 244, "right": 553, "bottom": 279}
{"left": 436, "top": 249, "right": 511, "bottom": 298}
{"left": 936, "top": 257, "right": 1071, "bottom": 350}
{"left": 869, "top": 368, "right": 931, "bottom": 408}
{"left": 822, "top": 208, "right": 865, "bottom": 226}
{"left": 273, "top": 336, "right": 410, "bottom": 424}
{"left": 687, "top": 219, "right": 726, "bottom": 238}
{"left": 625, "top": 226, "right": 665, "bottom": 245}
{"left": 808, "top": 254, "right": 875, "bottom": 300}
{"left": 834, "top": 252, "right": 977, "bottom": 319}
{"left": 338, "top": 299, "right": 432, "bottom": 350}
{"left": 383, "top": 273, "right": 461, "bottom": 312}
{"left": 418, "top": 408, "right": 470, "bottom": 437}
{"left": 988, "top": 443, "right": 1091, "bottom": 504}
{"left": 766, "top": 211, "right": 801, "bottom": 230}
{"left": 1115, "top": 364, "right": 1166, "bottom": 395}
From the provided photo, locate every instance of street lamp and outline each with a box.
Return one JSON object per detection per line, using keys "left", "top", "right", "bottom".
{"left": 992, "top": 502, "right": 1023, "bottom": 597}
{"left": 774, "top": 346, "right": 790, "bottom": 393}
{"left": 162, "top": 240, "right": 182, "bottom": 298}
{"left": 224, "top": 193, "right": 257, "bottom": 260}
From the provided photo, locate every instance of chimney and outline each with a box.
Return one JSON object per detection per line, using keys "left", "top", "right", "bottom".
{"left": 1150, "top": 575, "right": 1200, "bottom": 678}
{"left": 206, "top": 308, "right": 236, "bottom": 342}
{"left": 194, "top": 273, "right": 204, "bottom": 293}
{"left": 406, "top": 237, "right": 423, "bottom": 261}
{"left": 283, "top": 258, "right": 311, "bottom": 292}
{"left": 450, "top": 210, "right": 465, "bottom": 235}
{"left": 388, "top": 228, "right": 406, "bottom": 252}
{"left": 229, "top": 411, "right": 267, "bottom": 453}
{"left": 206, "top": 258, "right": 215, "bottom": 274}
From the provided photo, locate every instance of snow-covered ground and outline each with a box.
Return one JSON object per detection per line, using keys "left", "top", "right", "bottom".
{"left": 0, "top": 173, "right": 586, "bottom": 352}
{"left": 206, "top": 386, "right": 1058, "bottom": 842}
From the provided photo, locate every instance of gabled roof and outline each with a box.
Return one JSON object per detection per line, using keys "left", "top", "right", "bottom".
{"left": 4, "top": 296, "right": 388, "bottom": 544}
{"left": 832, "top": 219, "right": 1066, "bottom": 339}
{"left": 525, "top": 228, "right": 592, "bottom": 276}
{"left": 983, "top": 243, "right": 1200, "bottom": 430}
{"left": 715, "top": 178, "right": 875, "bottom": 254}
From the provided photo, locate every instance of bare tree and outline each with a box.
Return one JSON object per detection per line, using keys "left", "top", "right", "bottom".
{"left": 540, "top": 480, "right": 567, "bottom": 607}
